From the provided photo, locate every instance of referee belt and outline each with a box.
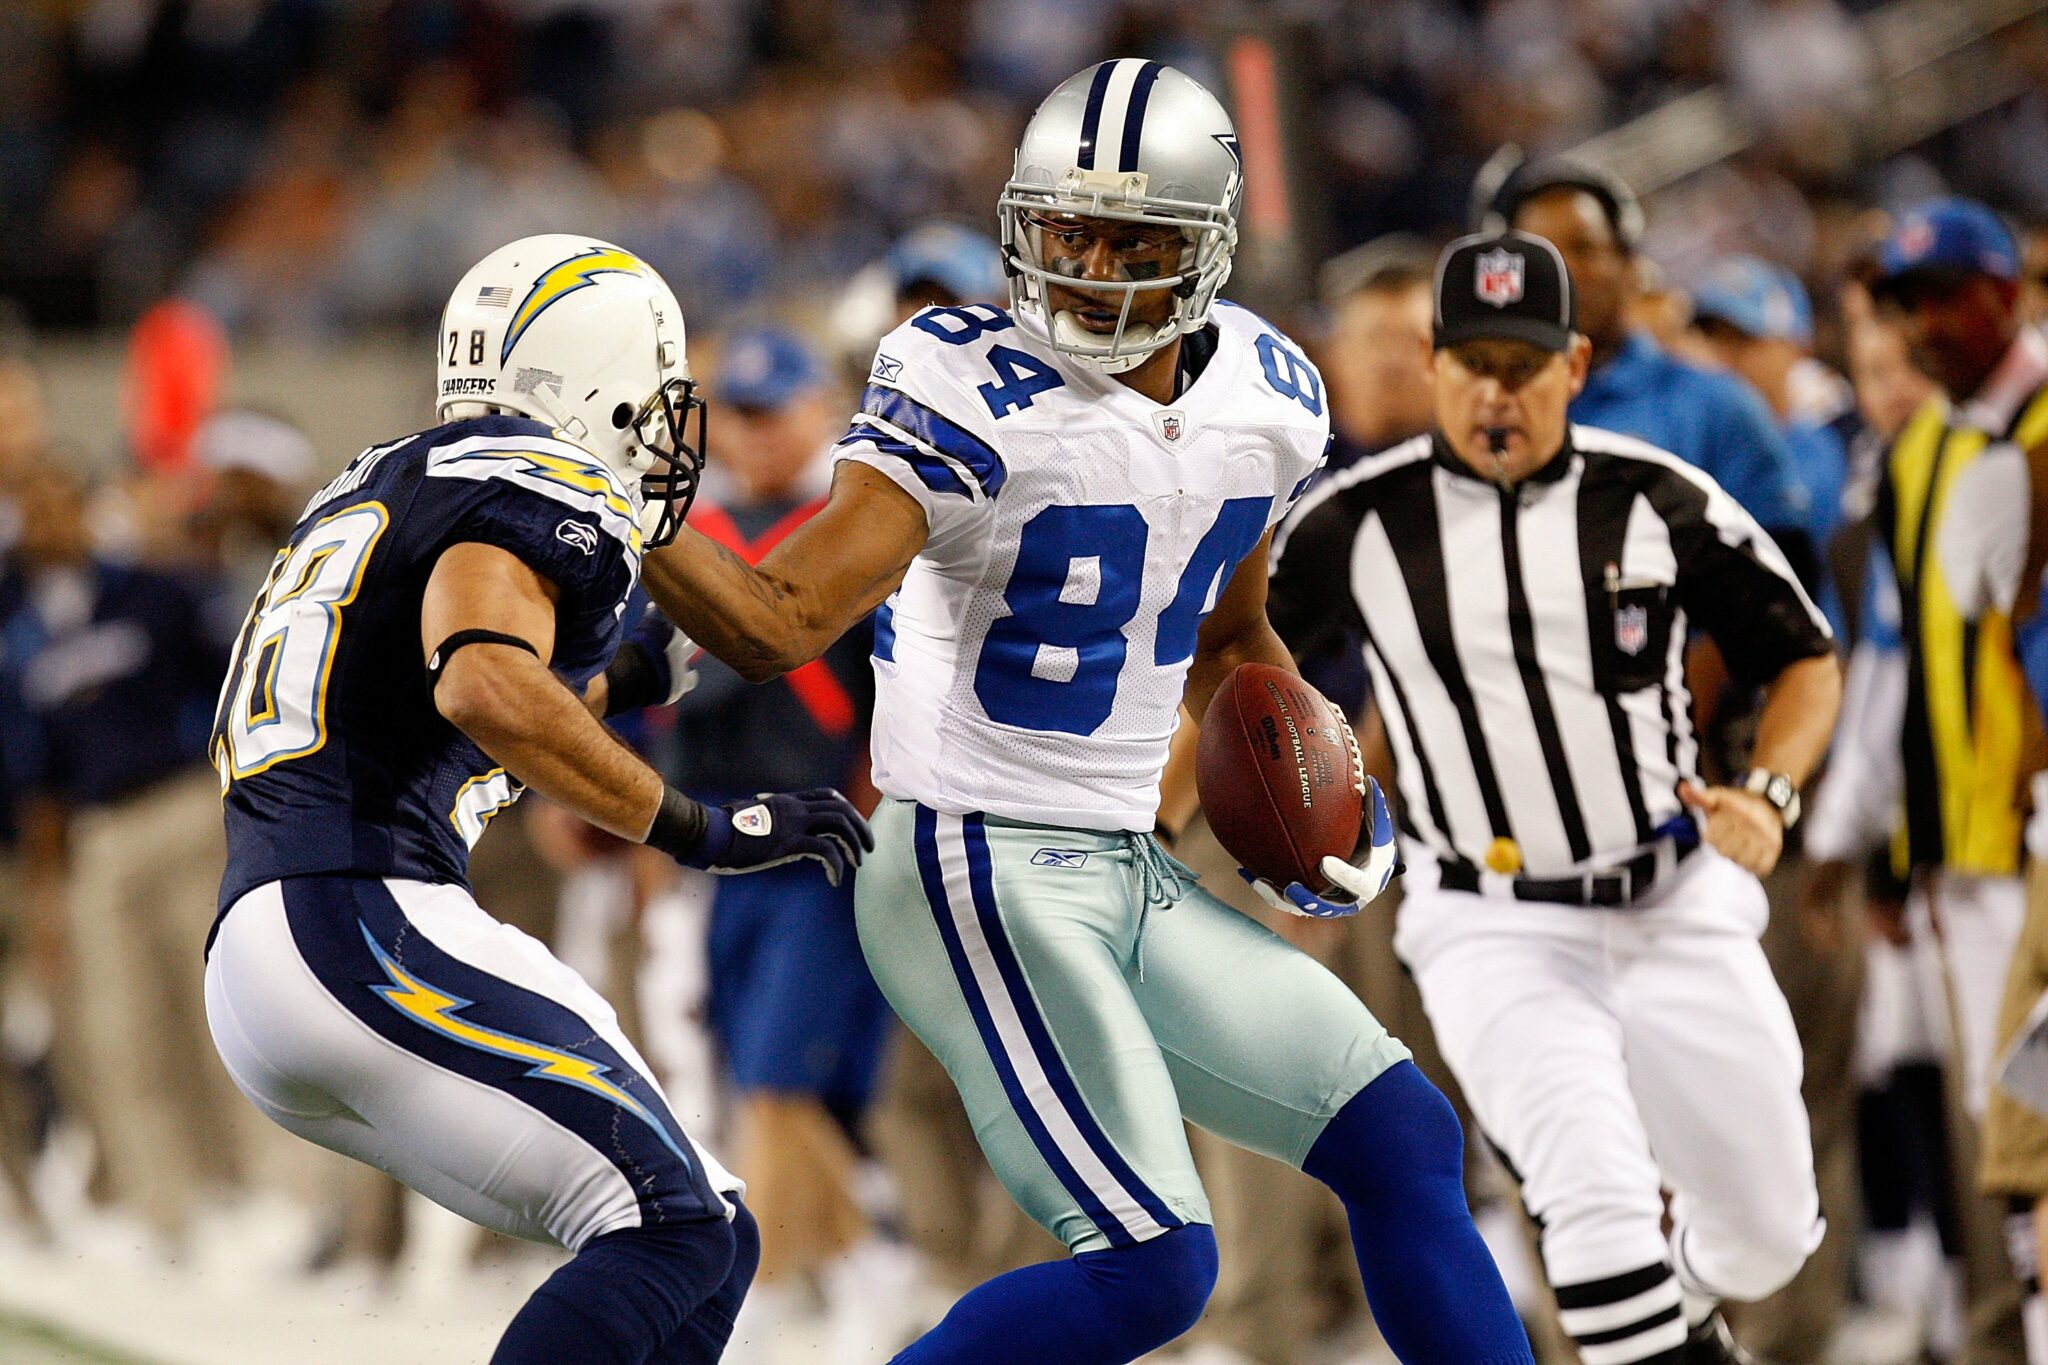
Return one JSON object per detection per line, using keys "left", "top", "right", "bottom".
{"left": 1438, "top": 827, "right": 1699, "bottom": 908}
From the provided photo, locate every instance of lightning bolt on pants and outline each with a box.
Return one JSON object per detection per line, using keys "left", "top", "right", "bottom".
{"left": 204, "top": 876, "right": 741, "bottom": 1252}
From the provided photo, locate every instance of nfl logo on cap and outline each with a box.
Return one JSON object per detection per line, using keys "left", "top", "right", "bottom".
{"left": 1475, "top": 248, "right": 1525, "bottom": 308}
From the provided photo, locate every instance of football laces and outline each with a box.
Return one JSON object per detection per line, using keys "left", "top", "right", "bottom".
{"left": 1333, "top": 707, "right": 1366, "bottom": 798}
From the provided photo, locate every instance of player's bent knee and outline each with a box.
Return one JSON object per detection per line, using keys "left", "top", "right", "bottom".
{"left": 1676, "top": 1207, "right": 1821, "bottom": 1305}
{"left": 1305, "top": 1059, "right": 1465, "bottom": 1206}
{"left": 1077, "top": 1223, "right": 1218, "bottom": 1349}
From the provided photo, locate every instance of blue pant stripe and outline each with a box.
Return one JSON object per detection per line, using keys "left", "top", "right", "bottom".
{"left": 959, "top": 814, "right": 1185, "bottom": 1235}
{"left": 911, "top": 805, "right": 1134, "bottom": 1247}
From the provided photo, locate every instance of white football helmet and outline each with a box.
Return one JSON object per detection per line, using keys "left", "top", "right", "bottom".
{"left": 999, "top": 60, "right": 1243, "bottom": 373}
{"left": 437, "top": 234, "right": 706, "bottom": 547}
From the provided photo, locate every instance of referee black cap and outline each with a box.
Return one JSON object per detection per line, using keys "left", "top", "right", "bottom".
{"left": 1433, "top": 231, "right": 1576, "bottom": 353}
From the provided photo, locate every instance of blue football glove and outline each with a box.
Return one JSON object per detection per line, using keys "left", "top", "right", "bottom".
{"left": 1237, "top": 776, "right": 1402, "bottom": 918}
{"left": 684, "top": 788, "right": 875, "bottom": 887}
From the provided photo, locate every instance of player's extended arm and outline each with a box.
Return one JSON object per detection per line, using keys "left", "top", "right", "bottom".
{"left": 640, "top": 462, "right": 928, "bottom": 684}
{"left": 423, "top": 542, "right": 871, "bottom": 880}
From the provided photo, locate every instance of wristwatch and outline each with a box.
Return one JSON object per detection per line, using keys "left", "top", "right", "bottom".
{"left": 1742, "top": 769, "right": 1802, "bottom": 829}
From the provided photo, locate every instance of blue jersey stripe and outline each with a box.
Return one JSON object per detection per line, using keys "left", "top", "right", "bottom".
{"left": 872, "top": 597, "right": 897, "bottom": 664}
{"left": 1077, "top": 61, "right": 1117, "bottom": 170}
{"left": 858, "top": 386, "right": 1007, "bottom": 496}
{"left": 1120, "top": 62, "right": 1163, "bottom": 172}
{"left": 959, "top": 814, "right": 1185, "bottom": 1235}
{"left": 840, "top": 421, "right": 975, "bottom": 500}
{"left": 910, "top": 806, "right": 1132, "bottom": 1246}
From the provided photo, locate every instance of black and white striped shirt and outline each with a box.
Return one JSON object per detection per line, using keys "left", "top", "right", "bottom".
{"left": 1268, "top": 425, "right": 1832, "bottom": 883}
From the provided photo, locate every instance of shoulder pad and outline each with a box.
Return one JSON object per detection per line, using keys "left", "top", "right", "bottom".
{"left": 850, "top": 308, "right": 1012, "bottom": 500}
{"left": 424, "top": 428, "right": 642, "bottom": 557}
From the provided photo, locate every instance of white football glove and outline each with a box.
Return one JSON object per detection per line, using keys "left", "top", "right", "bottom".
{"left": 1240, "top": 775, "right": 1402, "bottom": 918}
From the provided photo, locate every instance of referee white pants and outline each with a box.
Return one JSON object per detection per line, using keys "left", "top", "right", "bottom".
{"left": 1395, "top": 849, "right": 1821, "bottom": 1363}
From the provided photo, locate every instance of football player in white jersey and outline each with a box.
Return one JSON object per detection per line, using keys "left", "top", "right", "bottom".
{"left": 643, "top": 62, "right": 1533, "bottom": 1364}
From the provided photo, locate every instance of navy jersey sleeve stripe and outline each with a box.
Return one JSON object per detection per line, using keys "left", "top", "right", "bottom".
{"left": 839, "top": 420, "right": 976, "bottom": 499}
{"left": 858, "top": 385, "right": 1007, "bottom": 496}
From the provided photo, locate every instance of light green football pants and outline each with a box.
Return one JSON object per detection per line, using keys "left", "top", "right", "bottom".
{"left": 854, "top": 800, "right": 1410, "bottom": 1254}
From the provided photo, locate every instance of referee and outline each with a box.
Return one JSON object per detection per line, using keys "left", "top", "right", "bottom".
{"left": 1266, "top": 231, "right": 1842, "bottom": 1365}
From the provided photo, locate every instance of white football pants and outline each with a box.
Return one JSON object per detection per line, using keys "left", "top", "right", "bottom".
{"left": 205, "top": 876, "right": 739, "bottom": 1253}
{"left": 1395, "top": 849, "right": 1821, "bottom": 1364}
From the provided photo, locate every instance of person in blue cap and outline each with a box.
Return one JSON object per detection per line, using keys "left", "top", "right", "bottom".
{"left": 1488, "top": 162, "right": 1817, "bottom": 587}
{"left": 1805, "top": 196, "right": 2048, "bottom": 1365}
{"left": 1891, "top": 196, "right": 2048, "bottom": 1365}
{"left": 883, "top": 222, "right": 1009, "bottom": 324}
{"left": 1690, "top": 255, "right": 1854, "bottom": 637}
{"left": 661, "top": 325, "right": 904, "bottom": 1360}
{"left": 1686, "top": 253, "right": 1868, "bottom": 1359}
{"left": 828, "top": 223, "right": 1010, "bottom": 385}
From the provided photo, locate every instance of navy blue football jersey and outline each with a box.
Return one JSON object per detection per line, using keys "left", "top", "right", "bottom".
{"left": 213, "top": 416, "right": 642, "bottom": 925}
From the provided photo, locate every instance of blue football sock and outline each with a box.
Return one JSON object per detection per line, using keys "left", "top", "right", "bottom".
{"left": 891, "top": 1221, "right": 1217, "bottom": 1364}
{"left": 652, "top": 1202, "right": 760, "bottom": 1363}
{"left": 492, "top": 1211, "right": 738, "bottom": 1365}
{"left": 1303, "top": 1060, "right": 1534, "bottom": 1365}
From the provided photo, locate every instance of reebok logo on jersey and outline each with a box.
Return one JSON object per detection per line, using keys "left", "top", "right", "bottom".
{"left": 555, "top": 519, "right": 600, "bottom": 555}
{"left": 734, "top": 803, "right": 773, "bottom": 836}
{"left": 871, "top": 354, "right": 903, "bottom": 383}
{"left": 1031, "top": 848, "right": 1089, "bottom": 869}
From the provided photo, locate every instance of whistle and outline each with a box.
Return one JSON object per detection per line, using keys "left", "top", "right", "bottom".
{"left": 1484, "top": 426, "right": 1512, "bottom": 490}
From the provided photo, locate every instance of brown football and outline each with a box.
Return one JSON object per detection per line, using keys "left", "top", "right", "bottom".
{"left": 1196, "top": 663, "right": 1364, "bottom": 890}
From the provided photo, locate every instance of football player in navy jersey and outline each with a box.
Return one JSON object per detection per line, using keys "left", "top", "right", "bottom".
{"left": 203, "top": 234, "right": 870, "bottom": 1365}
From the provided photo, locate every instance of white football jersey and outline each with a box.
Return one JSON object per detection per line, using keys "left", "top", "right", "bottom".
{"left": 835, "top": 301, "right": 1330, "bottom": 831}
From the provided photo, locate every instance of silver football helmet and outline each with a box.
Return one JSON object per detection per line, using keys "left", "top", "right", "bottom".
{"left": 999, "top": 60, "right": 1243, "bottom": 374}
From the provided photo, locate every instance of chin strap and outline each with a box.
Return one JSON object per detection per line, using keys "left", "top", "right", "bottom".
{"left": 1049, "top": 310, "right": 1173, "bottom": 373}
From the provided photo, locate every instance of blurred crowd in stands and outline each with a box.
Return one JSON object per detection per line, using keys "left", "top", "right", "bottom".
{"left": 4, "top": 1, "right": 2048, "bottom": 1362}
{"left": 1, "top": 0, "right": 2043, "bottom": 339}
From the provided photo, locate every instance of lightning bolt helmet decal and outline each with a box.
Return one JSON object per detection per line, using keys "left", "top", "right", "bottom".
{"left": 499, "top": 246, "right": 646, "bottom": 367}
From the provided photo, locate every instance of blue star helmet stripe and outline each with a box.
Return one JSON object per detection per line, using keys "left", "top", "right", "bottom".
{"left": 1120, "top": 61, "right": 1163, "bottom": 171}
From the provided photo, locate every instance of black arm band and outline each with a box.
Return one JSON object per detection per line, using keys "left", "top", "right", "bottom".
{"left": 603, "top": 641, "right": 661, "bottom": 718}
{"left": 644, "top": 785, "right": 710, "bottom": 860}
{"left": 427, "top": 629, "right": 540, "bottom": 691}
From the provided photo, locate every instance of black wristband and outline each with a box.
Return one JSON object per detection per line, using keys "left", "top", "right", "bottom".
{"left": 643, "top": 784, "right": 709, "bottom": 860}
{"left": 603, "top": 641, "right": 661, "bottom": 717}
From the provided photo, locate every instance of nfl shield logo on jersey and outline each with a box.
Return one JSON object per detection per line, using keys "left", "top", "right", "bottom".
{"left": 1153, "top": 410, "right": 1186, "bottom": 443}
{"left": 1475, "top": 249, "right": 1524, "bottom": 308}
{"left": 1615, "top": 604, "right": 1649, "bottom": 656}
